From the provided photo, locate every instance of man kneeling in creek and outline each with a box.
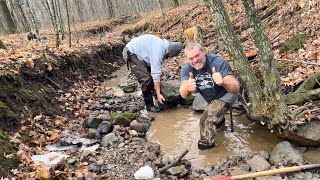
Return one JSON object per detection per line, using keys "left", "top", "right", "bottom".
{"left": 179, "top": 43, "right": 240, "bottom": 150}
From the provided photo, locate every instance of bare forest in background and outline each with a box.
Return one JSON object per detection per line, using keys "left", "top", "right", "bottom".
{"left": 0, "top": 0, "right": 194, "bottom": 35}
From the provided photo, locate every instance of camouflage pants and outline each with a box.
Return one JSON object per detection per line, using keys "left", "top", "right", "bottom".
{"left": 199, "top": 99, "right": 229, "bottom": 146}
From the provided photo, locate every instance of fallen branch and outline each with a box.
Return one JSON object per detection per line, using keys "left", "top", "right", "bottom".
{"left": 286, "top": 88, "right": 320, "bottom": 105}
{"left": 47, "top": 77, "right": 61, "bottom": 89}
{"left": 158, "top": 149, "right": 189, "bottom": 173}
{"left": 295, "top": 72, "right": 320, "bottom": 93}
{"left": 163, "top": 5, "right": 199, "bottom": 33}
{"left": 292, "top": 104, "right": 313, "bottom": 117}
{"left": 275, "top": 58, "right": 320, "bottom": 66}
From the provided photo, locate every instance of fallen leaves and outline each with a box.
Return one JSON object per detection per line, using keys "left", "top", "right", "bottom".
{"left": 35, "top": 162, "right": 51, "bottom": 180}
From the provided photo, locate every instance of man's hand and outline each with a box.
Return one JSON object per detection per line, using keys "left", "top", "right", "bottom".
{"left": 187, "top": 72, "right": 197, "bottom": 93}
{"left": 157, "top": 93, "right": 165, "bottom": 104}
{"left": 212, "top": 67, "right": 223, "bottom": 86}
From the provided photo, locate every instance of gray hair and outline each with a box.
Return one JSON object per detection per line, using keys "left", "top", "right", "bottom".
{"left": 184, "top": 42, "right": 203, "bottom": 53}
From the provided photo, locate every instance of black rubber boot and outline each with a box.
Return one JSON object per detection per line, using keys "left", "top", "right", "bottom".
{"left": 198, "top": 139, "right": 215, "bottom": 150}
{"left": 143, "top": 92, "right": 162, "bottom": 113}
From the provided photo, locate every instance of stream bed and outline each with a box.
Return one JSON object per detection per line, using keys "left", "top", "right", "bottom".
{"left": 106, "top": 66, "right": 320, "bottom": 169}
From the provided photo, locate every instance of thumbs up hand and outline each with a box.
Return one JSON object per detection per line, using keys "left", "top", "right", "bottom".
{"left": 212, "top": 67, "right": 223, "bottom": 86}
{"left": 187, "top": 72, "right": 197, "bottom": 93}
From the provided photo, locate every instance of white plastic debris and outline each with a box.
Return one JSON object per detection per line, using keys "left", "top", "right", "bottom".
{"left": 80, "top": 144, "right": 100, "bottom": 152}
{"left": 45, "top": 144, "right": 77, "bottom": 151}
{"left": 31, "top": 152, "right": 69, "bottom": 169}
{"left": 134, "top": 165, "right": 154, "bottom": 179}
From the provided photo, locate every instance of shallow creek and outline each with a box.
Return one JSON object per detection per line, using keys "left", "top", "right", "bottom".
{"left": 147, "top": 108, "right": 282, "bottom": 169}
{"left": 105, "top": 66, "right": 320, "bottom": 169}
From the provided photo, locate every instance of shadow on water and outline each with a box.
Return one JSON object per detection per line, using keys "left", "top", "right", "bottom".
{"left": 106, "top": 65, "right": 320, "bottom": 169}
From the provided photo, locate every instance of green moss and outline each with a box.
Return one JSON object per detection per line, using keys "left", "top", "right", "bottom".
{"left": 279, "top": 34, "right": 309, "bottom": 53}
{"left": 0, "top": 101, "right": 17, "bottom": 119}
{"left": 109, "top": 112, "right": 137, "bottom": 120}
{"left": 0, "top": 40, "right": 6, "bottom": 49}
{"left": 40, "top": 84, "right": 54, "bottom": 94}
{"left": 0, "top": 130, "right": 20, "bottom": 177}
{"left": 45, "top": 56, "right": 59, "bottom": 66}
{"left": 121, "top": 23, "right": 150, "bottom": 36}
{"left": 19, "top": 88, "right": 40, "bottom": 101}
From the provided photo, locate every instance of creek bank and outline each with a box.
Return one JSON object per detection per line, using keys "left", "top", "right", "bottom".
{"left": 0, "top": 43, "right": 124, "bottom": 177}
{"left": 46, "top": 67, "right": 319, "bottom": 179}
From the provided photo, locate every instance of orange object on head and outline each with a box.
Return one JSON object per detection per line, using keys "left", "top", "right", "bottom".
{"left": 245, "top": 51, "right": 257, "bottom": 58}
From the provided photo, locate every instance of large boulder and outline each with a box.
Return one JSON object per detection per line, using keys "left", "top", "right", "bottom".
{"left": 269, "top": 141, "right": 306, "bottom": 166}
{"left": 191, "top": 93, "right": 208, "bottom": 111}
{"left": 160, "top": 80, "right": 182, "bottom": 105}
{"left": 278, "top": 120, "right": 320, "bottom": 146}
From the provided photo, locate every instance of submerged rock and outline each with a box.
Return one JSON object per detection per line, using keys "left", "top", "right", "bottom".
{"left": 270, "top": 141, "right": 306, "bottom": 166}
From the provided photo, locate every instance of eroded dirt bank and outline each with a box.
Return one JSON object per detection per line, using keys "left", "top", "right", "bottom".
{"left": 0, "top": 43, "right": 124, "bottom": 177}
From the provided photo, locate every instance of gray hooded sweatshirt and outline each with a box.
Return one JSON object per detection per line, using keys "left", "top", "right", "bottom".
{"left": 126, "top": 34, "right": 169, "bottom": 82}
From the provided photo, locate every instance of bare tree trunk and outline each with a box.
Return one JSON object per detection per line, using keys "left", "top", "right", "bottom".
{"left": 204, "top": 0, "right": 265, "bottom": 117}
{"left": 25, "top": 0, "right": 39, "bottom": 38}
{"left": 50, "top": 0, "right": 60, "bottom": 47}
{"left": 106, "top": 0, "right": 114, "bottom": 18}
{"left": 0, "top": 0, "right": 17, "bottom": 34}
{"left": 241, "top": 0, "right": 292, "bottom": 128}
{"left": 56, "top": 0, "right": 65, "bottom": 40}
{"left": 173, "top": 0, "right": 180, "bottom": 7}
{"left": 156, "top": 0, "right": 165, "bottom": 17}
{"left": 42, "top": 0, "right": 60, "bottom": 47}
{"left": 12, "top": 0, "right": 30, "bottom": 32}
{"left": 25, "top": 0, "right": 45, "bottom": 56}
{"left": 64, "top": 0, "right": 71, "bottom": 47}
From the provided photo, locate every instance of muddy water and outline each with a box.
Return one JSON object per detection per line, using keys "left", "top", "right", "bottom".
{"left": 106, "top": 66, "right": 320, "bottom": 169}
{"left": 147, "top": 107, "right": 282, "bottom": 169}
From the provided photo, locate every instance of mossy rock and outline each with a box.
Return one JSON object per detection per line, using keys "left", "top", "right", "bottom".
{"left": 0, "top": 40, "right": 6, "bottom": 49}
{"left": 0, "top": 130, "right": 20, "bottom": 177}
{"left": 110, "top": 112, "right": 138, "bottom": 126}
{"left": 279, "top": 34, "right": 309, "bottom": 53}
{"left": 119, "top": 82, "right": 138, "bottom": 93}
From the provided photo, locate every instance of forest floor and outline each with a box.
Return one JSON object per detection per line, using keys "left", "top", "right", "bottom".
{"left": 0, "top": 0, "right": 319, "bottom": 179}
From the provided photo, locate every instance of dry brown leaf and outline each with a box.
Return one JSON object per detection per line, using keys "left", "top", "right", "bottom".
{"left": 4, "top": 153, "right": 14, "bottom": 159}
{"left": 36, "top": 162, "right": 51, "bottom": 180}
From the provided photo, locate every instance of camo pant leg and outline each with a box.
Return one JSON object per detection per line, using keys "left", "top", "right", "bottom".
{"left": 199, "top": 99, "right": 229, "bottom": 145}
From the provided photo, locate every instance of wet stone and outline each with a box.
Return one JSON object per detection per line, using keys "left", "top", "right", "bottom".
{"left": 101, "top": 132, "right": 120, "bottom": 147}
{"left": 88, "top": 164, "right": 100, "bottom": 173}
{"left": 87, "top": 128, "right": 97, "bottom": 138}
{"left": 99, "top": 98, "right": 108, "bottom": 104}
{"left": 167, "top": 175, "right": 178, "bottom": 180}
{"left": 130, "top": 120, "right": 147, "bottom": 133}
{"left": 258, "top": 151, "right": 270, "bottom": 160}
{"left": 96, "top": 121, "right": 112, "bottom": 139}
{"left": 246, "top": 155, "right": 271, "bottom": 172}
{"left": 103, "top": 103, "right": 112, "bottom": 109}
{"left": 239, "top": 162, "right": 251, "bottom": 172}
{"left": 67, "top": 158, "right": 77, "bottom": 165}
{"left": 83, "top": 117, "right": 109, "bottom": 128}
{"left": 113, "top": 114, "right": 131, "bottom": 126}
